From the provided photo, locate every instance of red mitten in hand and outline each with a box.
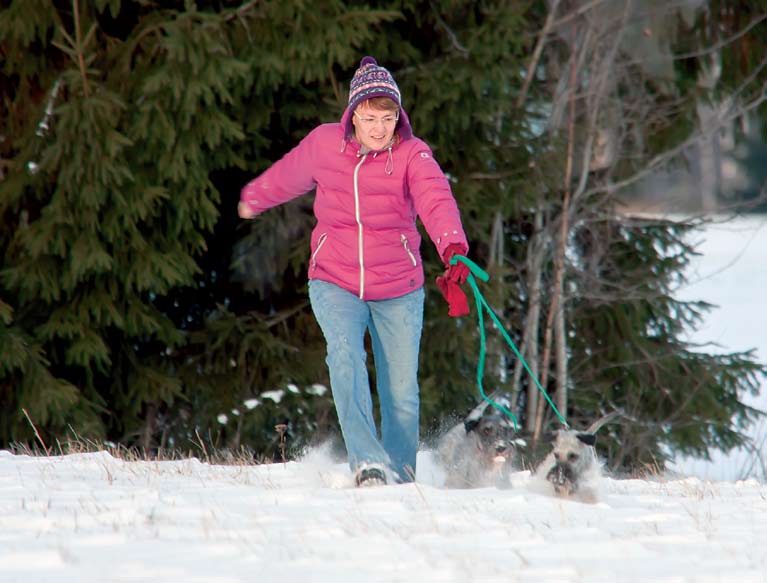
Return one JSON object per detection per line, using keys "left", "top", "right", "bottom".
{"left": 436, "top": 274, "right": 470, "bottom": 317}
{"left": 436, "top": 243, "right": 470, "bottom": 317}
{"left": 442, "top": 243, "right": 470, "bottom": 284}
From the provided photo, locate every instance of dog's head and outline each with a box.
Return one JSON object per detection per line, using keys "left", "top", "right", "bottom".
{"left": 463, "top": 393, "right": 523, "bottom": 464}
{"left": 543, "top": 429, "right": 597, "bottom": 494}
{"left": 465, "top": 413, "right": 516, "bottom": 457}
{"left": 543, "top": 411, "right": 623, "bottom": 495}
{"left": 547, "top": 429, "right": 596, "bottom": 485}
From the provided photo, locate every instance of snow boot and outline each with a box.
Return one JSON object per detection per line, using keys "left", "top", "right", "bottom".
{"left": 355, "top": 464, "right": 387, "bottom": 487}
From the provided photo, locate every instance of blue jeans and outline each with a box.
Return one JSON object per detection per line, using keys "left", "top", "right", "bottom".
{"left": 308, "top": 279, "right": 424, "bottom": 482}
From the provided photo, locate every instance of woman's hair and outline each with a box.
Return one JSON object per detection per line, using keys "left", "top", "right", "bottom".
{"left": 361, "top": 97, "right": 399, "bottom": 112}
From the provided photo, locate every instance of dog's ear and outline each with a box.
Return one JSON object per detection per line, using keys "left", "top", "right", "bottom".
{"left": 464, "top": 419, "right": 480, "bottom": 434}
{"left": 465, "top": 398, "right": 492, "bottom": 424}
{"left": 486, "top": 391, "right": 513, "bottom": 410}
{"left": 585, "top": 410, "right": 622, "bottom": 434}
{"left": 541, "top": 431, "right": 557, "bottom": 444}
{"left": 576, "top": 432, "right": 596, "bottom": 446}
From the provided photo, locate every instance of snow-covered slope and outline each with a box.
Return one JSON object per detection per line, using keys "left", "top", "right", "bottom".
{"left": 1, "top": 448, "right": 766, "bottom": 583}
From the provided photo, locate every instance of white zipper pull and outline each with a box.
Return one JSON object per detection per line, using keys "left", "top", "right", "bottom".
{"left": 311, "top": 233, "right": 328, "bottom": 269}
{"left": 401, "top": 234, "right": 417, "bottom": 266}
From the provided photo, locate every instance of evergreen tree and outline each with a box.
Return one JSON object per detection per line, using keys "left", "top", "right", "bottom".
{"left": 567, "top": 213, "right": 763, "bottom": 470}
{"left": 0, "top": 0, "right": 397, "bottom": 449}
{"left": 488, "top": 0, "right": 767, "bottom": 469}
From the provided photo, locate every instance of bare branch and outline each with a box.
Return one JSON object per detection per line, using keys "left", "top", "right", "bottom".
{"left": 584, "top": 58, "right": 767, "bottom": 199}
{"left": 547, "top": 0, "right": 609, "bottom": 31}
{"left": 73, "top": 0, "right": 90, "bottom": 98}
{"left": 223, "top": 0, "right": 261, "bottom": 22}
{"left": 468, "top": 170, "right": 527, "bottom": 180}
{"left": 430, "top": 1, "right": 469, "bottom": 57}
{"left": 517, "top": 0, "right": 561, "bottom": 108}
{"left": 22, "top": 408, "right": 49, "bottom": 455}
{"left": 610, "top": 13, "right": 767, "bottom": 72}
{"left": 664, "top": 13, "right": 767, "bottom": 61}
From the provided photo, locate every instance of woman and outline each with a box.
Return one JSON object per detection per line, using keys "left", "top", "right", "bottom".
{"left": 239, "top": 56, "right": 469, "bottom": 486}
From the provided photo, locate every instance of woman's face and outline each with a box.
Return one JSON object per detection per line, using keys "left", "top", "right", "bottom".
{"left": 352, "top": 101, "right": 399, "bottom": 150}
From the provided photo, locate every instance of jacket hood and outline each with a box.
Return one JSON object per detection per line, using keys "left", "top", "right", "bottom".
{"left": 341, "top": 105, "right": 414, "bottom": 142}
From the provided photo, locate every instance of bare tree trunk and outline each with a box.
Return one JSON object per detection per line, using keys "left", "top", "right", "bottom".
{"left": 533, "top": 25, "right": 579, "bottom": 439}
{"left": 550, "top": 23, "right": 581, "bottom": 424}
{"left": 140, "top": 401, "right": 157, "bottom": 452}
{"left": 554, "top": 295, "right": 568, "bottom": 416}
{"left": 514, "top": 208, "right": 544, "bottom": 430}
{"left": 532, "top": 0, "right": 636, "bottom": 438}
{"left": 488, "top": 211, "right": 504, "bottom": 268}
{"left": 486, "top": 212, "right": 506, "bottom": 388}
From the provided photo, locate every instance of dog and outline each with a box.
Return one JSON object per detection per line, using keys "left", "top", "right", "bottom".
{"left": 532, "top": 411, "right": 620, "bottom": 503}
{"left": 436, "top": 393, "right": 523, "bottom": 489}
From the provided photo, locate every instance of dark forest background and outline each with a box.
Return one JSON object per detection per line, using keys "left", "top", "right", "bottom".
{"left": 2, "top": 0, "right": 766, "bottom": 470}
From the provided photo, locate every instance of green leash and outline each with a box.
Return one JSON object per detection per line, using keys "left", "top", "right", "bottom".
{"left": 449, "top": 254, "right": 569, "bottom": 431}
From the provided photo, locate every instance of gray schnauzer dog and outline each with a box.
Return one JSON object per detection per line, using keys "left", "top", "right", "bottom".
{"left": 436, "top": 393, "right": 522, "bottom": 489}
{"left": 532, "top": 411, "right": 620, "bottom": 503}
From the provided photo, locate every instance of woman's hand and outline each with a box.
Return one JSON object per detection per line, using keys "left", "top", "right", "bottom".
{"left": 238, "top": 201, "right": 256, "bottom": 219}
{"left": 442, "top": 243, "right": 470, "bottom": 283}
{"left": 436, "top": 243, "right": 471, "bottom": 317}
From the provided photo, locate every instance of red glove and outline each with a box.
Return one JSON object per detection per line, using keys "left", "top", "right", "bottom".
{"left": 436, "top": 274, "right": 469, "bottom": 317}
{"left": 442, "top": 243, "right": 470, "bottom": 284}
{"left": 436, "top": 243, "right": 470, "bottom": 317}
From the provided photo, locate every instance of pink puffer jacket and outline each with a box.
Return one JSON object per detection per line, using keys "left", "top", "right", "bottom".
{"left": 240, "top": 107, "right": 468, "bottom": 300}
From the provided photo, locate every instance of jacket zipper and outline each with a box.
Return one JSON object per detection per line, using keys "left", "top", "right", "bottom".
{"left": 400, "top": 234, "right": 417, "bottom": 266}
{"left": 353, "top": 154, "right": 367, "bottom": 298}
{"left": 311, "top": 233, "right": 328, "bottom": 269}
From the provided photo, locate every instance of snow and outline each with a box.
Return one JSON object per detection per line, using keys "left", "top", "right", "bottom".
{"left": 2, "top": 447, "right": 767, "bottom": 583}
{"left": 671, "top": 215, "right": 767, "bottom": 481}
{"left": 260, "top": 390, "right": 285, "bottom": 404}
{"left": 2, "top": 217, "right": 766, "bottom": 582}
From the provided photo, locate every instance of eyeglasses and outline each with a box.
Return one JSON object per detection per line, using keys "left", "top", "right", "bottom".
{"left": 354, "top": 110, "right": 399, "bottom": 127}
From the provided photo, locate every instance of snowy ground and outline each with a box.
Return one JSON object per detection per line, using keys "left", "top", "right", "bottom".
{"left": 2, "top": 447, "right": 767, "bottom": 583}
{"left": 2, "top": 217, "right": 765, "bottom": 582}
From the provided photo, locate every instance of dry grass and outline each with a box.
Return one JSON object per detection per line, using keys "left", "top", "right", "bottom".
{"left": 8, "top": 434, "right": 268, "bottom": 467}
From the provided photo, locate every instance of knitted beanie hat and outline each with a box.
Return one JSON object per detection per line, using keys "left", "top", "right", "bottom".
{"left": 342, "top": 56, "right": 412, "bottom": 142}
{"left": 348, "top": 56, "right": 401, "bottom": 113}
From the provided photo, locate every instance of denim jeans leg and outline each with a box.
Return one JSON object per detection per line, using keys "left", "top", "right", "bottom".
{"left": 308, "top": 280, "right": 390, "bottom": 472}
{"left": 368, "top": 287, "right": 424, "bottom": 481}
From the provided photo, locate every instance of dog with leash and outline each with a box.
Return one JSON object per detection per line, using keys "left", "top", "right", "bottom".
{"left": 532, "top": 411, "right": 620, "bottom": 503}
{"left": 436, "top": 393, "right": 522, "bottom": 489}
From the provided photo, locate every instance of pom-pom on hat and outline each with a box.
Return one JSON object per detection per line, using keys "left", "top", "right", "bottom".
{"left": 348, "top": 56, "right": 401, "bottom": 112}
{"left": 343, "top": 56, "right": 412, "bottom": 141}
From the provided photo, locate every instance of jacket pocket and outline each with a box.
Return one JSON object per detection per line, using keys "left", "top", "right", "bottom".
{"left": 311, "top": 233, "right": 328, "bottom": 270}
{"left": 400, "top": 233, "right": 417, "bottom": 266}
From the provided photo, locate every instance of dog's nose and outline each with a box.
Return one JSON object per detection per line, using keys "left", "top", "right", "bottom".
{"left": 547, "top": 462, "right": 575, "bottom": 486}
{"left": 495, "top": 443, "right": 508, "bottom": 454}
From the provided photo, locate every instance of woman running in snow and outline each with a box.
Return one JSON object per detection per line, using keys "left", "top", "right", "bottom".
{"left": 239, "top": 56, "right": 469, "bottom": 486}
